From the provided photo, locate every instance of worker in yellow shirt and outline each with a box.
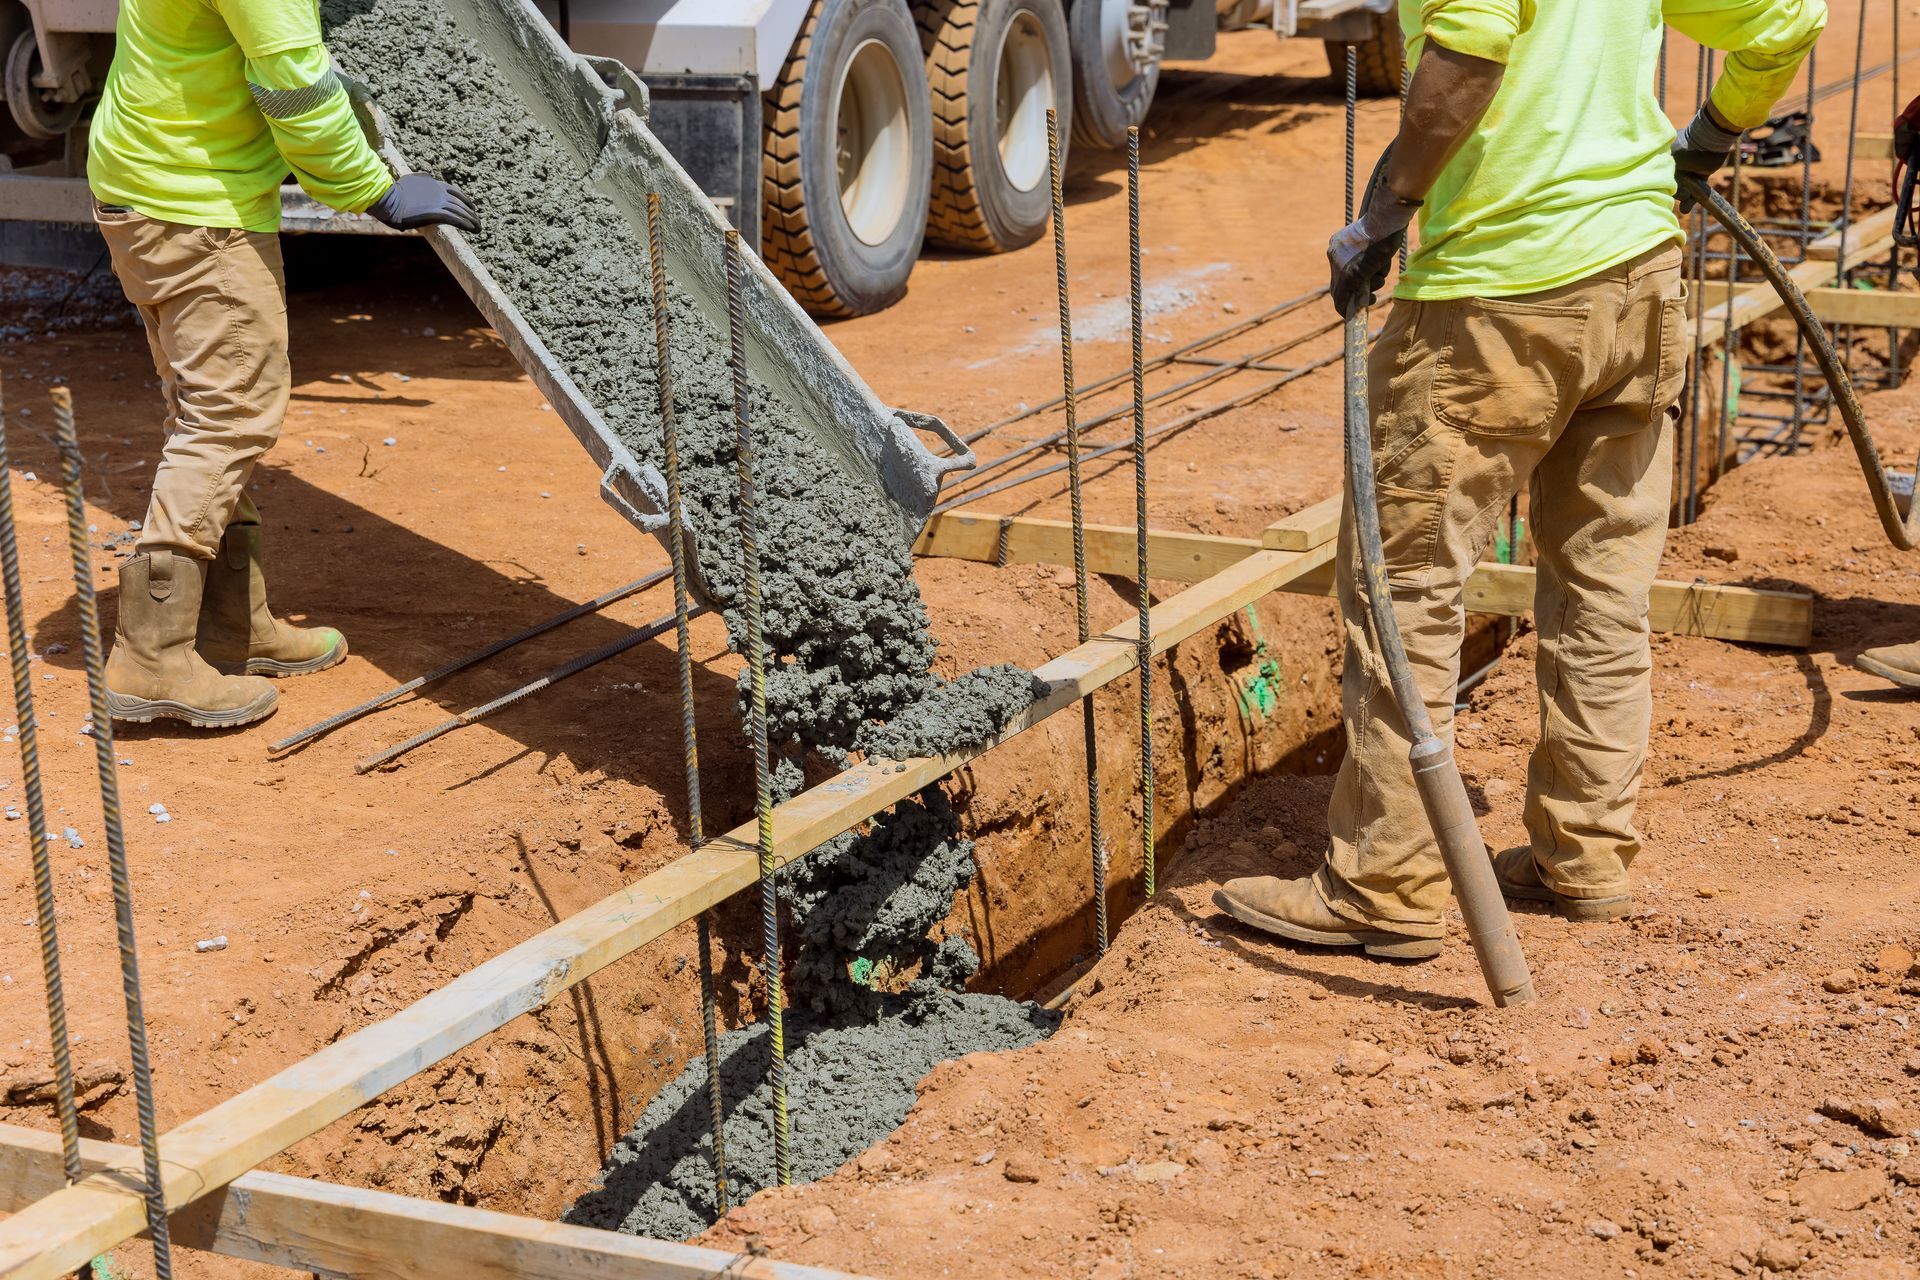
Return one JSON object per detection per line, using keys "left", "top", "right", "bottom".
{"left": 87, "top": 0, "right": 476, "bottom": 729}
{"left": 1215, "top": 0, "right": 1825, "bottom": 958}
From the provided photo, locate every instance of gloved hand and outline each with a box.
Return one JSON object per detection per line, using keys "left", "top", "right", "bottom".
{"left": 1327, "top": 189, "right": 1420, "bottom": 319}
{"left": 1671, "top": 104, "right": 1743, "bottom": 213}
{"left": 367, "top": 173, "right": 479, "bottom": 233}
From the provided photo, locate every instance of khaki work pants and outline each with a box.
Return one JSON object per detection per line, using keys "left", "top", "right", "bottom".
{"left": 1318, "top": 244, "right": 1689, "bottom": 938}
{"left": 94, "top": 206, "right": 289, "bottom": 559}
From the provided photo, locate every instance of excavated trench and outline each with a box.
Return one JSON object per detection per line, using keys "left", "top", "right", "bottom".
{"left": 320, "top": 0, "right": 1061, "bottom": 1238}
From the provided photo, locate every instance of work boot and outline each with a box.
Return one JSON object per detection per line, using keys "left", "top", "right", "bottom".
{"left": 198, "top": 523, "right": 347, "bottom": 677}
{"left": 1855, "top": 641, "right": 1920, "bottom": 690}
{"left": 105, "top": 551, "right": 278, "bottom": 728}
{"left": 1490, "top": 847, "right": 1631, "bottom": 922}
{"left": 1211, "top": 873, "right": 1441, "bottom": 960}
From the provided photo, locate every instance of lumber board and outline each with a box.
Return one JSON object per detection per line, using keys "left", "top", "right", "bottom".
{"left": 0, "top": 1124, "right": 860, "bottom": 1280}
{"left": 913, "top": 511, "right": 1257, "bottom": 583}
{"left": 1283, "top": 560, "right": 1811, "bottom": 648}
{"left": 1262, "top": 493, "right": 1345, "bottom": 550}
{"left": 1685, "top": 204, "right": 1898, "bottom": 343}
{"left": 916, "top": 510, "right": 1812, "bottom": 646}
{"left": 1802, "top": 284, "right": 1920, "bottom": 328}
{"left": 0, "top": 538, "right": 1340, "bottom": 1280}
{"left": 1802, "top": 202, "right": 1899, "bottom": 263}
{"left": 1854, "top": 132, "right": 1894, "bottom": 161}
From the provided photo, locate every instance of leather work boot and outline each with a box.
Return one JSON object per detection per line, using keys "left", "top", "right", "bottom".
{"left": 1490, "top": 847, "right": 1631, "bottom": 922}
{"left": 1855, "top": 641, "right": 1920, "bottom": 690}
{"left": 105, "top": 551, "right": 278, "bottom": 728}
{"left": 1212, "top": 874, "right": 1441, "bottom": 959}
{"left": 198, "top": 523, "right": 347, "bottom": 677}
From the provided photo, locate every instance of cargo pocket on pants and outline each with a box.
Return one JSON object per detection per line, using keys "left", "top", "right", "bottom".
{"left": 1430, "top": 296, "right": 1588, "bottom": 438}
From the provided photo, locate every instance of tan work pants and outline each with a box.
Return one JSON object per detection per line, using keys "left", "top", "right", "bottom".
{"left": 1319, "top": 244, "right": 1689, "bottom": 937}
{"left": 94, "top": 206, "right": 288, "bottom": 559}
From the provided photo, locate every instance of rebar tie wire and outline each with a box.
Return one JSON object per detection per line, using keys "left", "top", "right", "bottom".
{"left": 1127, "top": 126, "right": 1155, "bottom": 901}
{"left": 647, "top": 192, "right": 729, "bottom": 1214}
{"left": 52, "top": 388, "right": 174, "bottom": 1278}
{"left": 725, "top": 229, "right": 790, "bottom": 1186}
{"left": 1047, "top": 108, "right": 1108, "bottom": 956}
{"left": 0, "top": 381, "right": 82, "bottom": 1190}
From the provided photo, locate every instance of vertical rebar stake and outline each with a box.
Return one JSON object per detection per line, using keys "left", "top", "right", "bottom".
{"left": 725, "top": 229, "right": 789, "bottom": 1186}
{"left": 0, "top": 382, "right": 82, "bottom": 1190}
{"left": 1345, "top": 45, "right": 1358, "bottom": 223}
{"left": 51, "top": 388, "right": 173, "bottom": 1278}
{"left": 647, "top": 194, "right": 728, "bottom": 1215}
{"left": 1048, "top": 109, "right": 1108, "bottom": 954}
{"left": 1127, "top": 126, "right": 1155, "bottom": 900}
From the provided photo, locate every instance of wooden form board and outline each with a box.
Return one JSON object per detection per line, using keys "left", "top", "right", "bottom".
{"left": 0, "top": 1124, "right": 861, "bottom": 1280}
{"left": 1854, "top": 132, "right": 1894, "bottom": 161}
{"left": 1685, "top": 203, "right": 1898, "bottom": 343}
{"left": 1801, "top": 284, "right": 1920, "bottom": 328}
{"left": 916, "top": 510, "right": 1812, "bottom": 647}
{"left": 1262, "top": 494, "right": 1345, "bottom": 550}
{"left": 1802, "top": 202, "right": 1899, "bottom": 263}
{"left": 0, "top": 534, "right": 1343, "bottom": 1280}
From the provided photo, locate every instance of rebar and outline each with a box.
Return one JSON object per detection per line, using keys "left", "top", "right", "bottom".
{"left": 1128, "top": 126, "right": 1155, "bottom": 900}
{"left": 938, "top": 314, "right": 1340, "bottom": 505}
{"left": 935, "top": 342, "right": 1348, "bottom": 514}
{"left": 0, "top": 383, "right": 81, "bottom": 1190}
{"left": 646, "top": 193, "right": 729, "bottom": 1214}
{"left": 269, "top": 569, "right": 668, "bottom": 753}
{"left": 1048, "top": 109, "right": 1108, "bottom": 955}
{"left": 959, "top": 287, "right": 1327, "bottom": 449}
{"left": 51, "top": 388, "right": 173, "bottom": 1277}
{"left": 1716, "top": 138, "right": 1744, "bottom": 484}
{"left": 726, "top": 228, "right": 790, "bottom": 1186}
{"left": 354, "top": 612, "right": 688, "bottom": 773}
{"left": 1344, "top": 45, "right": 1358, "bottom": 223}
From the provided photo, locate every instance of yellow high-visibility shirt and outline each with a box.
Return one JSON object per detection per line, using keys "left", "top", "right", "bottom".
{"left": 88, "top": 0, "right": 393, "bottom": 233}
{"left": 1396, "top": 0, "right": 1826, "bottom": 301}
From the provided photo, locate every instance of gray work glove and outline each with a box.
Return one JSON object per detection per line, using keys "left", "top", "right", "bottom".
{"left": 1671, "top": 104, "right": 1743, "bottom": 213}
{"left": 368, "top": 173, "right": 479, "bottom": 233}
{"left": 1327, "top": 189, "right": 1421, "bottom": 319}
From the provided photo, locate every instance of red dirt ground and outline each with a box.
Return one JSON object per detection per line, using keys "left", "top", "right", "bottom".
{"left": 0, "top": 8, "right": 1914, "bottom": 1278}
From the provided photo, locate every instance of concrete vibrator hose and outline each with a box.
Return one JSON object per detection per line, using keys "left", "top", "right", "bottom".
{"left": 1676, "top": 170, "right": 1920, "bottom": 551}
{"left": 1343, "top": 149, "right": 1537, "bottom": 1009}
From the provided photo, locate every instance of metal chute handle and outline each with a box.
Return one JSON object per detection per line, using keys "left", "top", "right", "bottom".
{"left": 1680, "top": 172, "right": 1920, "bottom": 551}
{"left": 897, "top": 409, "right": 978, "bottom": 476}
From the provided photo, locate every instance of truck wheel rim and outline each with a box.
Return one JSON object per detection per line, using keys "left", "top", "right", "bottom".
{"left": 1098, "top": 0, "right": 1166, "bottom": 95}
{"left": 996, "top": 11, "right": 1054, "bottom": 195}
{"left": 833, "top": 37, "right": 913, "bottom": 248}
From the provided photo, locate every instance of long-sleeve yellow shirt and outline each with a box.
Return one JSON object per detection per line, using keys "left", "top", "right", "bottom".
{"left": 89, "top": 0, "right": 393, "bottom": 233}
{"left": 1396, "top": 0, "right": 1827, "bottom": 300}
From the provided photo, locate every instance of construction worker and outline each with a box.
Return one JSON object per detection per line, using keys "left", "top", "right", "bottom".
{"left": 1215, "top": 0, "right": 1825, "bottom": 958}
{"left": 87, "top": 0, "right": 476, "bottom": 728}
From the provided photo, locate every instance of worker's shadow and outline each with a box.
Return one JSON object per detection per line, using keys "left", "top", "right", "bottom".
{"left": 21, "top": 450, "right": 747, "bottom": 838}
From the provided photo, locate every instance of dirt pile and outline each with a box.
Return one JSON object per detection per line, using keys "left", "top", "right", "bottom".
{"left": 319, "top": 0, "right": 1055, "bottom": 1234}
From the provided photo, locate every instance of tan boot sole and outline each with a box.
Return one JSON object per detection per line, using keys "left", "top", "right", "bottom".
{"left": 212, "top": 636, "right": 349, "bottom": 679}
{"left": 1856, "top": 652, "right": 1920, "bottom": 690}
{"left": 106, "top": 686, "right": 278, "bottom": 730}
{"left": 1211, "top": 888, "right": 1441, "bottom": 960}
{"left": 1491, "top": 867, "right": 1631, "bottom": 923}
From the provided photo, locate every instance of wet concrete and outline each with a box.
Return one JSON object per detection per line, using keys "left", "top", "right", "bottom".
{"left": 322, "top": 0, "right": 1053, "bottom": 1236}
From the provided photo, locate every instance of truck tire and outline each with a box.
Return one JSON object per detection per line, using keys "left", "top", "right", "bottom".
{"left": 919, "top": 0, "right": 1071, "bottom": 253}
{"left": 1323, "top": 16, "right": 1405, "bottom": 99}
{"left": 763, "top": 0, "right": 933, "bottom": 317}
{"left": 1067, "top": 0, "right": 1165, "bottom": 151}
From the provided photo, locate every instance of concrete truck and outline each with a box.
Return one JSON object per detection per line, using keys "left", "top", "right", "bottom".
{"left": 0, "top": 0, "right": 1399, "bottom": 315}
